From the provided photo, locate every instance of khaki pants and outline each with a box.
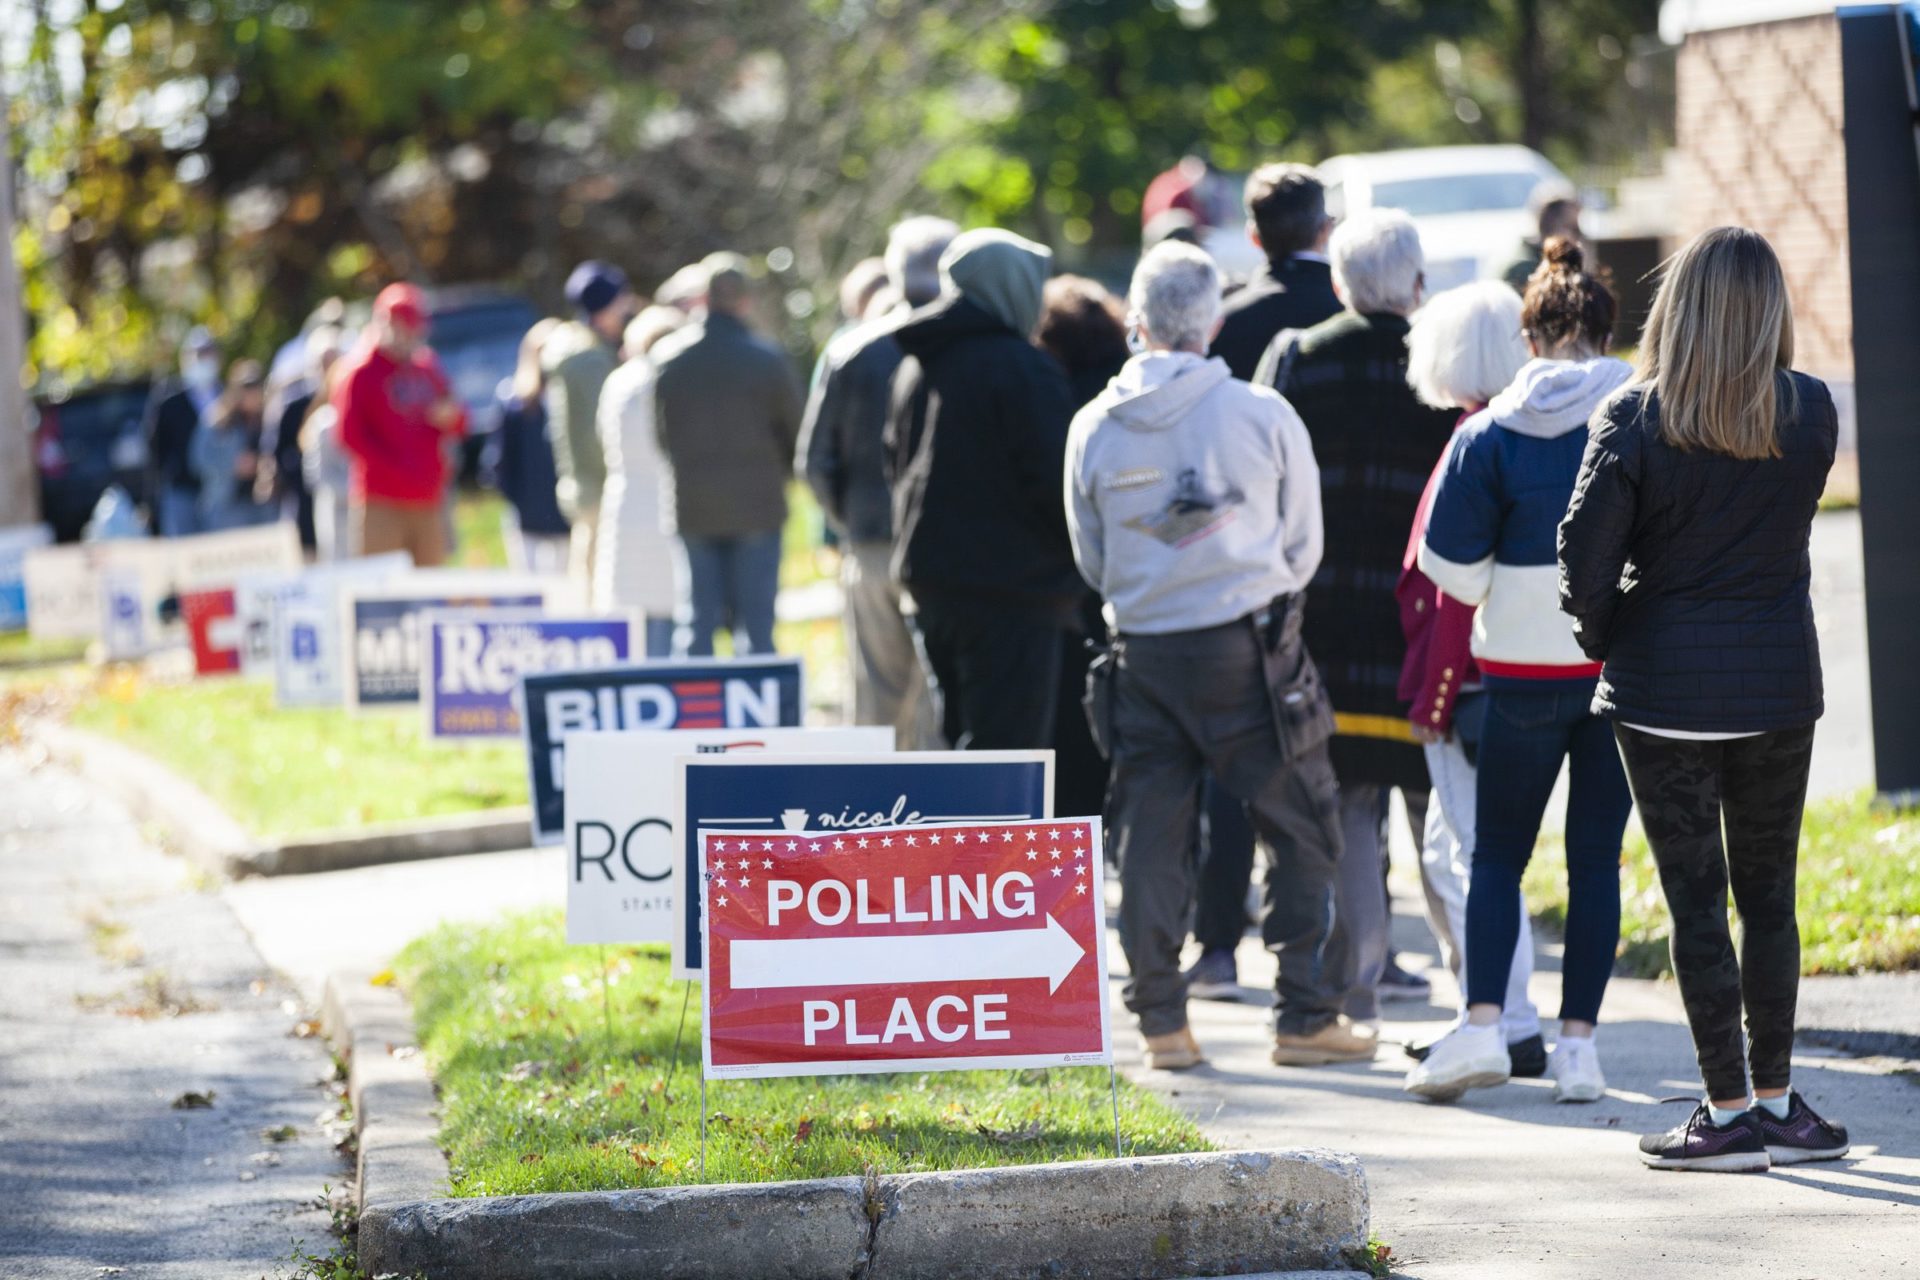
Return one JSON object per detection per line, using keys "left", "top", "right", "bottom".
{"left": 353, "top": 497, "right": 448, "bottom": 567}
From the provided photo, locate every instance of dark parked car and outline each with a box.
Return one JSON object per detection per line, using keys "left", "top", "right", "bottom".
{"left": 32, "top": 380, "right": 154, "bottom": 541}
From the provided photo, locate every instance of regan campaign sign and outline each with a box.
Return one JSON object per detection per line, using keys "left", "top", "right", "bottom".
{"left": 699, "top": 817, "right": 1110, "bottom": 1079}
{"left": 344, "top": 576, "right": 553, "bottom": 710}
{"left": 563, "top": 727, "right": 892, "bottom": 945}
{"left": 423, "top": 612, "right": 637, "bottom": 740}
{"left": 520, "top": 656, "right": 805, "bottom": 847}
{"left": 671, "top": 752, "right": 1053, "bottom": 979}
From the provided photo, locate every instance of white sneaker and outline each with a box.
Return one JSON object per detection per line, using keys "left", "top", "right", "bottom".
{"left": 1551, "top": 1037, "right": 1606, "bottom": 1103}
{"left": 1404, "top": 1025, "right": 1510, "bottom": 1102}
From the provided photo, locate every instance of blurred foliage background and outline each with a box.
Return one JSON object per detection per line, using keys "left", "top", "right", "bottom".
{"left": 4, "top": 0, "right": 1666, "bottom": 385}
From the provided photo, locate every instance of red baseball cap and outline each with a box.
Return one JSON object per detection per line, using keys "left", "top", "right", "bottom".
{"left": 374, "top": 282, "right": 428, "bottom": 331}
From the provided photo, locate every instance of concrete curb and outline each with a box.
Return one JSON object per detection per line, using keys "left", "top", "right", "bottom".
{"left": 30, "top": 720, "right": 530, "bottom": 878}
{"left": 326, "top": 969, "right": 1372, "bottom": 1280}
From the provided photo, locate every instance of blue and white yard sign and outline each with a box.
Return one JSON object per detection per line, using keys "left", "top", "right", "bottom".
{"left": 0, "top": 524, "right": 52, "bottom": 633}
{"left": 519, "top": 656, "right": 805, "bottom": 847}
{"left": 343, "top": 575, "right": 553, "bottom": 710}
{"left": 669, "top": 751, "right": 1054, "bottom": 979}
{"left": 423, "top": 611, "right": 636, "bottom": 740}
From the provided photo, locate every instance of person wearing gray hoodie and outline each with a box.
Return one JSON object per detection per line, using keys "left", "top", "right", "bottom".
{"left": 1065, "top": 241, "right": 1356, "bottom": 1072}
{"left": 885, "top": 228, "right": 1080, "bottom": 751}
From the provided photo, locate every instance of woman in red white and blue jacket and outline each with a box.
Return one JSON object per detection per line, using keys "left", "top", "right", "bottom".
{"left": 1404, "top": 239, "right": 1635, "bottom": 1107}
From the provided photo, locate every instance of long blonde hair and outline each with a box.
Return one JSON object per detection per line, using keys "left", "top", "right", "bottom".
{"left": 1634, "top": 226, "right": 1796, "bottom": 460}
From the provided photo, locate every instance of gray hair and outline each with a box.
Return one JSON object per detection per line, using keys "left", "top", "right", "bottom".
{"left": 886, "top": 216, "right": 960, "bottom": 308}
{"left": 1127, "top": 241, "right": 1222, "bottom": 352}
{"left": 1331, "top": 208, "right": 1425, "bottom": 315}
{"left": 1406, "top": 282, "right": 1528, "bottom": 410}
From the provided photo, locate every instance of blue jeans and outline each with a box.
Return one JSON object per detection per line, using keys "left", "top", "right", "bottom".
{"left": 672, "top": 531, "right": 781, "bottom": 657}
{"left": 643, "top": 616, "right": 675, "bottom": 659}
{"left": 157, "top": 485, "right": 203, "bottom": 538}
{"left": 1464, "top": 680, "right": 1632, "bottom": 1025}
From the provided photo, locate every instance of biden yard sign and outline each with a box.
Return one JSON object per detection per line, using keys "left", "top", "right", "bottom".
{"left": 423, "top": 611, "right": 636, "bottom": 740}
{"left": 699, "top": 817, "right": 1111, "bottom": 1079}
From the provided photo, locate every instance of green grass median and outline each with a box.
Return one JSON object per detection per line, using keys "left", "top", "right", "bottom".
{"left": 395, "top": 909, "right": 1210, "bottom": 1196}
{"left": 1523, "top": 788, "right": 1920, "bottom": 978}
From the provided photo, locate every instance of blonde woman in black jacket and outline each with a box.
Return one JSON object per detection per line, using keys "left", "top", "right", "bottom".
{"left": 1559, "top": 226, "right": 1848, "bottom": 1173}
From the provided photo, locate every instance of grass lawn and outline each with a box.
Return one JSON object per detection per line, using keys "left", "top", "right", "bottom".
{"left": 68, "top": 673, "right": 526, "bottom": 838}
{"left": 1523, "top": 788, "right": 1920, "bottom": 978}
{"left": 0, "top": 630, "right": 88, "bottom": 668}
{"left": 396, "top": 909, "right": 1210, "bottom": 1197}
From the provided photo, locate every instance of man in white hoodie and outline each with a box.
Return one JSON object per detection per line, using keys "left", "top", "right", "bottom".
{"left": 1066, "top": 241, "right": 1366, "bottom": 1071}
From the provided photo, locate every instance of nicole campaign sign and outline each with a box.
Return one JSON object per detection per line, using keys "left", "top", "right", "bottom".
{"left": 520, "top": 656, "right": 805, "bottom": 848}
{"left": 344, "top": 576, "right": 554, "bottom": 710}
{"left": 563, "top": 726, "right": 892, "bottom": 945}
{"left": 424, "top": 611, "right": 637, "bottom": 741}
{"left": 670, "top": 751, "right": 1053, "bottom": 980}
{"left": 699, "top": 817, "right": 1110, "bottom": 1079}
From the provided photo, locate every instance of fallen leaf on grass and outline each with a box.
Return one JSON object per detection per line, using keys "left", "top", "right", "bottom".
{"left": 520, "top": 1152, "right": 543, "bottom": 1164}
{"left": 793, "top": 1118, "right": 815, "bottom": 1144}
{"left": 501, "top": 1060, "right": 548, "bottom": 1083}
{"left": 977, "top": 1120, "right": 1043, "bottom": 1145}
{"left": 368, "top": 969, "right": 396, "bottom": 988}
{"left": 628, "top": 1145, "right": 658, "bottom": 1169}
{"left": 170, "top": 1090, "right": 216, "bottom": 1110}
{"left": 608, "top": 1080, "right": 627, "bottom": 1098}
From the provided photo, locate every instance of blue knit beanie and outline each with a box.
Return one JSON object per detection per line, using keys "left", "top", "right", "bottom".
{"left": 565, "top": 260, "right": 629, "bottom": 317}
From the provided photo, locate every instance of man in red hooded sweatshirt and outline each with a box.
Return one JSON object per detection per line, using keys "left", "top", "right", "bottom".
{"left": 332, "top": 283, "right": 466, "bottom": 566}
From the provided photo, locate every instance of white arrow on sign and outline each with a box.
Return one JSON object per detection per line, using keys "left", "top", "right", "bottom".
{"left": 730, "top": 913, "right": 1086, "bottom": 994}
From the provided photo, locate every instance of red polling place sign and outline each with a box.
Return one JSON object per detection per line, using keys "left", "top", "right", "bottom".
{"left": 700, "top": 818, "right": 1112, "bottom": 1079}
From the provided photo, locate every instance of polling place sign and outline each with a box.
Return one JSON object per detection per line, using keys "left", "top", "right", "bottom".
{"left": 564, "top": 727, "right": 892, "bottom": 945}
{"left": 343, "top": 576, "right": 552, "bottom": 710}
{"left": 521, "top": 656, "right": 805, "bottom": 847}
{"left": 700, "top": 817, "right": 1109, "bottom": 1079}
{"left": 424, "top": 612, "right": 636, "bottom": 740}
{"left": 671, "top": 751, "right": 1053, "bottom": 979}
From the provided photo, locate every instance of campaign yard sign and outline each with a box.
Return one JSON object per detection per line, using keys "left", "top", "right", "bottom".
{"left": 424, "top": 611, "right": 637, "bottom": 740}
{"left": 521, "top": 657, "right": 805, "bottom": 847}
{"left": 699, "top": 817, "right": 1110, "bottom": 1079}
{"left": 564, "top": 727, "right": 893, "bottom": 945}
{"left": 180, "top": 586, "right": 243, "bottom": 675}
{"left": 344, "top": 576, "right": 553, "bottom": 710}
{"left": 0, "top": 524, "right": 53, "bottom": 633}
{"left": 671, "top": 752, "right": 1053, "bottom": 980}
{"left": 267, "top": 554, "right": 414, "bottom": 708}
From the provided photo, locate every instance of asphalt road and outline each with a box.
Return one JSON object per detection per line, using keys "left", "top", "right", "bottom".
{"left": 0, "top": 750, "right": 346, "bottom": 1280}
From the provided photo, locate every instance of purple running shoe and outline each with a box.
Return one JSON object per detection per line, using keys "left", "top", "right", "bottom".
{"left": 1639, "top": 1103, "right": 1770, "bottom": 1173}
{"left": 1750, "top": 1092, "right": 1850, "bottom": 1165}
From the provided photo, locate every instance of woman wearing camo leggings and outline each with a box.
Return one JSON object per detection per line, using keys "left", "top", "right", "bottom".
{"left": 1558, "top": 226, "right": 1850, "bottom": 1174}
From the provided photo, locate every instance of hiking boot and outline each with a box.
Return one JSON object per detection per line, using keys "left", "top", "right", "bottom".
{"left": 1639, "top": 1104, "right": 1771, "bottom": 1173}
{"left": 1550, "top": 1038, "right": 1606, "bottom": 1103}
{"left": 1141, "top": 1026, "right": 1205, "bottom": 1071}
{"left": 1181, "top": 949, "right": 1240, "bottom": 1001}
{"left": 1271, "top": 1016, "right": 1378, "bottom": 1066}
{"left": 1750, "top": 1092, "right": 1850, "bottom": 1165}
{"left": 1405, "top": 1024, "right": 1509, "bottom": 1101}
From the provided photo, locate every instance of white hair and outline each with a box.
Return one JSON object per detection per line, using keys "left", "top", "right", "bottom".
{"left": 886, "top": 216, "right": 961, "bottom": 308}
{"left": 1330, "top": 208, "right": 1425, "bottom": 316}
{"left": 1128, "top": 241, "right": 1222, "bottom": 352}
{"left": 1406, "top": 282, "right": 1529, "bottom": 410}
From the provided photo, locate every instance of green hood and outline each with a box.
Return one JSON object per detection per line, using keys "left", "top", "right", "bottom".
{"left": 939, "top": 228, "right": 1052, "bottom": 339}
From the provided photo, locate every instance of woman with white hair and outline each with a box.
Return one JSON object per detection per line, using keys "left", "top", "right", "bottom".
{"left": 1395, "top": 283, "right": 1543, "bottom": 1075}
{"left": 1066, "top": 241, "right": 1352, "bottom": 1072}
{"left": 1258, "top": 207, "right": 1461, "bottom": 1038}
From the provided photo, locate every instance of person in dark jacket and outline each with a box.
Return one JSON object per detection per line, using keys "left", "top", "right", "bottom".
{"left": 1210, "top": 163, "right": 1341, "bottom": 382}
{"left": 1258, "top": 208, "right": 1455, "bottom": 1030}
{"left": 885, "top": 228, "right": 1079, "bottom": 751}
{"left": 653, "top": 255, "right": 804, "bottom": 656}
{"left": 800, "top": 217, "right": 957, "bottom": 748}
{"left": 490, "top": 319, "right": 571, "bottom": 577}
{"left": 190, "top": 359, "right": 269, "bottom": 532}
{"left": 256, "top": 328, "right": 339, "bottom": 554}
{"left": 1559, "top": 227, "right": 1847, "bottom": 1172}
{"left": 1407, "top": 239, "right": 1634, "bottom": 1106}
{"left": 145, "top": 327, "right": 222, "bottom": 537}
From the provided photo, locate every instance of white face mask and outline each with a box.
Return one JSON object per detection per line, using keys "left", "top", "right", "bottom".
{"left": 182, "top": 355, "right": 221, "bottom": 390}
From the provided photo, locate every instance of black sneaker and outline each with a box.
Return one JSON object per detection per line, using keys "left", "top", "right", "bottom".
{"left": 1750, "top": 1092, "right": 1850, "bottom": 1165}
{"left": 1638, "top": 1103, "right": 1771, "bottom": 1173}
{"left": 1181, "top": 949, "right": 1240, "bottom": 1001}
{"left": 1506, "top": 1033, "right": 1548, "bottom": 1079}
{"left": 1378, "top": 957, "right": 1432, "bottom": 1002}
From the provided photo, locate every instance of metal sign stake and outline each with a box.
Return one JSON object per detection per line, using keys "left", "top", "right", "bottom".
{"left": 1108, "top": 1064, "right": 1122, "bottom": 1160}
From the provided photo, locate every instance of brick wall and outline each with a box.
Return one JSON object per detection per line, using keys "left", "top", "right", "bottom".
{"left": 1674, "top": 15, "right": 1852, "bottom": 384}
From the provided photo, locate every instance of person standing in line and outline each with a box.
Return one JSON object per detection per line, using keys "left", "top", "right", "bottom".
{"left": 1560, "top": 227, "right": 1848, "bottom": 1172}
{"left": 265, "top": 326, "right": 344, "bottom": 558}
{"left": 1067, "top": 241, "right": 1357, "bottom": 1071}
{"left": 1394, "top": 281, "right": 1544, "bottom": 1074}
{"left": 1406, "top": 238, "right": 1635, "bottom": 1105}
{"left": 800, "top": 217, "right": 958, "bottom": 748}
{"left": 1035, "top": 273, "right": 1132, "bottom": 818}
{"left": 144, "top": 327, "right": 222, "bottom": 537}
{"left": 595, "top": 305, "right": 688, "bottom": 657}
{"left": 1259, "top": 208, "right": 1454, "bottom": 1034}
{"left": 332, "top": 283, "right": 467, "bottom": 566}
{"left": 300, "top": 349, "right": 352, "bottom": 563}
{"left": 546, "top": 261, "right": 637, "bottom": 589}
{"left": 190, "top": 359, "right": 269, "bottom": 532}
{"left": 653, "top": 254, "right": 803, "bottom": 657}
{"left": 1501, "top": 192, "right": 1584, "bottom": 293}
{"left": 885, "top": 228, "right": 1080, "bottom": 751}
{"left": 1210, "top": 163, "right": 1340, "bottom": 380}
{"left": 491, "top": 319, "right": 571, "bottom": 577}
